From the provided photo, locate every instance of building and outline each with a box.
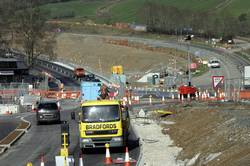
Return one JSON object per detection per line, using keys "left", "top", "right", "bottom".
{"left": 0, "top": 57, "right": 29, "bottom": 83}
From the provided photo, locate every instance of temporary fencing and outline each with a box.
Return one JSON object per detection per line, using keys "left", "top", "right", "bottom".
{"left": 0, "top": 83, "right": 30, "bottom": 104}
{"left": 41, "top": 90, "right": 81, "bottom": 100}
{"left": 0, "top": 82, "right": 81, "bottom": 114}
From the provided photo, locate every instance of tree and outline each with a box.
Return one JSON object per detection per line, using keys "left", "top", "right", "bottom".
{"left": 36, "top": 33, "right": 57, "bottom": 61}
{"left": 0, "top": 0, "right": 15, "bottom": 51}
{"left": 14, "top": 0, "right": 48, "bottom": 66}
{"left": 138, "top": 2, "right": 250, "bottom": 38}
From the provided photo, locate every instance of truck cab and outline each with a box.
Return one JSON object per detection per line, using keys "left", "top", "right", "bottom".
{"left": 78, "top": 100, "right": 129, "bottom": 149}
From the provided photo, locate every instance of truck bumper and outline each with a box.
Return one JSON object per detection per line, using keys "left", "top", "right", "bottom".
{"left": 80, "top": 137, "right": 124, "bottom": 148}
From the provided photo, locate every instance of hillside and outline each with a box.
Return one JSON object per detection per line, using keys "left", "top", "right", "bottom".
{"left": 40, "top": 0, "right": 250, "bottom": 23}
{"left": 55, "top": 33, "right": 187, "bottom": 80}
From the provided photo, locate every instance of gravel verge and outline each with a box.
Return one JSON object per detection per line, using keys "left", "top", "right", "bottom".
{"left": 132, "top": 118, "right": 182, "bottom": 166}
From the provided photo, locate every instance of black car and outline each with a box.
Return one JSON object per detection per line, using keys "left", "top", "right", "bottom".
{"left": 36, "top": 100, "right": 61, "bottom": 125}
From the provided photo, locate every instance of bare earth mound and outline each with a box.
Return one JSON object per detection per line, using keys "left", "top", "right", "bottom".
{"left": 162, "top": 102, "right": 250, "bottom": 166}
{"left": 55, "top": 33, "right": 186, "bottom": 77}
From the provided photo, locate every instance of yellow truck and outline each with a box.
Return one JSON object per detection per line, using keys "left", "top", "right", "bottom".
{"left": 78, "top": 100, "right": 130, "bottom": 149}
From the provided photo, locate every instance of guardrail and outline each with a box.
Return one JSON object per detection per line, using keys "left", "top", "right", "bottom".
{"left": 35, "top": 55, "right": 112, "bottom": 85}
{"left": 11, "top": 49, "right": 112, "bottom": 85}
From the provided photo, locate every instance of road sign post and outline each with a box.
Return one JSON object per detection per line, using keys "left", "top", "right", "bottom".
{"left": 212, "top": 76, "right": 224, "bottom": 99}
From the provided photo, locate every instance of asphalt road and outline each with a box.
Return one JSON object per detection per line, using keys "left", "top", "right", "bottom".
{"left": 0, "top": 117, "right": 20, "bottom": 141}
{"left": 0, "top": 64, "right": 140, "bottom": 166}
{"left": 0, "top": 100, "right": 140, "bottom": 166}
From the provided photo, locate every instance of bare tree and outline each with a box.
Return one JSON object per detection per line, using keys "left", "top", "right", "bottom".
{"left": 36, "top": 32, "right": 57, "bottom": 61}
{"left": 0, "top": 0, "right": 15, "bottom": 51}
{"left": 14, "top": 0, "right": 48, "bottom": 66}
{"left": 139, "top": 2, "right": 250, "bottom": 38}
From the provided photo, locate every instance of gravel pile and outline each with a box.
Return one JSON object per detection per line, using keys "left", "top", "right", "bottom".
{"left": 132, "top": 118, "right": 182, "bottom": 166}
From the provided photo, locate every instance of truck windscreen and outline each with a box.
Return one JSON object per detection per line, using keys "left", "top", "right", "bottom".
{"left": 82, "top": 105, "right": 120, "bottom": 122}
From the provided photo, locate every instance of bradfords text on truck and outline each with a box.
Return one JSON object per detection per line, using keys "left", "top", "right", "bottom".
{"left": 86, "top": 124, "right": 117, "bottom": 130}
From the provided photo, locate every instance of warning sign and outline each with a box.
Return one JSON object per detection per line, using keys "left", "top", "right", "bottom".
{"left": 212, "top": 76, "right": 224, "bottom": 89}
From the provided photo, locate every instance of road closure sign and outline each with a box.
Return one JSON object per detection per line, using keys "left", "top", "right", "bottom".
{"left": 212, "top": 76, "right": 224, "bottom": 89}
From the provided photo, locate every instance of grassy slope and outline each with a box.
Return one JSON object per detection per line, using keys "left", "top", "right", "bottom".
{"left": 223, "top": 0, "right": 250, "bottom": 16}
{"left": 41, "top": 0, "right": 250, "bottom": 22}
{"left": 40, "top": 0, "right": 104, "bottom": 19}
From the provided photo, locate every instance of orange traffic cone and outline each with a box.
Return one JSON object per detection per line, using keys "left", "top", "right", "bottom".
{"left": 124, "top": 147, "right": 130, "bottom": 166}
{"left": 40, "top": 154, "right": 45, "bottom": 166}
{"left": 79, "top": 153, "right": 84, "bottom": 166}
{"left": 105, "top": 143, "right": 112, "bottom": 165}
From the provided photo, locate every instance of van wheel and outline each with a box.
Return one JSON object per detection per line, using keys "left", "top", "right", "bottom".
{"left": 36, "top": 121, "right": 40, "bottom": 125}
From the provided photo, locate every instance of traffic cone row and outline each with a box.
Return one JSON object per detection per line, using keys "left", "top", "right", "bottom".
{"left": 105, "top": 144, "right": 136, "bottom": 165}
{"left": 38, "top": 146, "right": 136, "bottom": 166}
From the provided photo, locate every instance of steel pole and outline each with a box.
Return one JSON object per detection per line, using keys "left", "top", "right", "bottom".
{"left": 187, "top": 42, "right": 191, "bottom": 86}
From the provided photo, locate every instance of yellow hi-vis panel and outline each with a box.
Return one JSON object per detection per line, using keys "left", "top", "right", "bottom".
{"left": 112, "top": 65, "right": 123, "bottom": 74}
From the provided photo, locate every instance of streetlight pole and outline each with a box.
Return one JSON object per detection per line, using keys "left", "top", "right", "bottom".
{"left": 185, "top": 35, "right": 193, "bottom": 86}
{"left": 187, "top": 42, "right": 191, "bottom": 86}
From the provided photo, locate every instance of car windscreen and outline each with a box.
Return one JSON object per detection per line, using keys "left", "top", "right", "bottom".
{"left": 38, "top": 103, "right": 58, "bottom": 110}
{"left": 82, "top": 105, "right": 120, "bottom": 122}
{"left": 211, "top": 60, "right": 219, "bottom": 63}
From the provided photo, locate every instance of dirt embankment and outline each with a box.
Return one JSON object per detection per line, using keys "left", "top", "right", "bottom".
{"left": 55, "top": 33, "right": 187, "bottom": 77}
{"left": 161, "top": 102, "right": 250, "bottom": 166}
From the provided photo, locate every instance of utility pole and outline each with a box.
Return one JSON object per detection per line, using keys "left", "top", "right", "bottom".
{"left": 185, "top": 35, "right": 193, "bottom": 86}
{"left": 187, "top": 42, "right": 191, "bottom": 86}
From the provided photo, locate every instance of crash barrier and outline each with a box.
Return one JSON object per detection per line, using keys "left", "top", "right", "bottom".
{"left": 239, "top": 90, "right": 250, "bottom": 100}
{"left": 28, "top": 90, "right": 81, "bottom": 100}
{"left": 44, "top": 91, "right": 81, "bottom": 100}
{"left": 0, "top": 104, "right": 19, "bottom": 115}
{"left": 35, "top": 56, "right": 112, "bottom": 86}
{"left": 0, "top": 89, "right": 80, "bottom": 103}
{"left": 12, "top": 49, "right": 112, "bottom": 86}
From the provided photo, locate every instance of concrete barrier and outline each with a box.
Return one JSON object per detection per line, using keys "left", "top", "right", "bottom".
{"left": 0, "top": 104, "right": 19, "bottom": 115}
